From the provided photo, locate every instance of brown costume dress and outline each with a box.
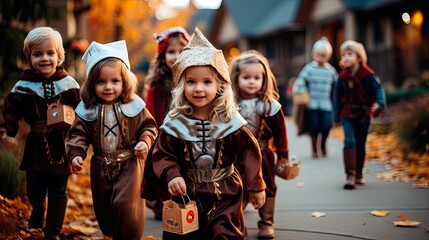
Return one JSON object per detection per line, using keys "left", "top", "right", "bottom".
{"left": 239, "top": 98, "right": 289, "bottom": 197}
{"left": 3, "top": 68, "right": 80, "bottom": 174}
{"left": 66, "top": 95, "right": 157, "bottom": 240}
{"left": 151, "top": 112, "right": 266, "bottom": 240}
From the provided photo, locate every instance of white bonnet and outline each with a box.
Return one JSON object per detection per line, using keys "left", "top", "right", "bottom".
{"left": 82, "top": 40, "right": 130, "bottom": 77}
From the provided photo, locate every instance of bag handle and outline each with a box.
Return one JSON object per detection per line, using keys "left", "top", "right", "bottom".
{"left": 47, "top": 95, "right": 64, "bottom": 110}
{"left": 171, "top": 194, "right": 191, "bottom": 208}
{"left": 180, "top": 194, "right": 191, "bottom": 204}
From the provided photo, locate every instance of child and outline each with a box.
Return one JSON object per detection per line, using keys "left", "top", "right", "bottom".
{"left": 293, "top": 37, "right": 338, "bottom": 158}
{"left": 333, "top": 40, "right": 385, "bottom": 190}
{"left": 144, "top": 26, "right": 190, "bottom": 125}
{"left": 230, "top": 50, "right": 289, "bottom": 239}
{"left": 143, "top": 27, "right": 189, "bottom": 220}
{"left": 150, "top": 28, "right": 266, "bottom": 240}
{"left": 66, "top": 40, "right": 158, "bottom": 239}
{"left": 2, "top": 26, "right": 80, "bottom": 239}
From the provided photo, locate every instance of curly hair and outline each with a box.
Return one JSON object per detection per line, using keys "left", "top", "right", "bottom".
{"left": 168, "top": 66, "right": 238, "bottom": 123}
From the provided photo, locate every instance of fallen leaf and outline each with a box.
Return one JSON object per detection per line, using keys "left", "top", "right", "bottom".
{"left": 68, "top": 225, "right": 99, "bottom": 235}
{"left": 296, "top": 182, "right": 306, "bottom": 187}
{"left": 311, "top": 211, "right": 326, "bottom": 217}
{"left": 370, "top": 210, "right": 389, "bottom": 217}
{"left": 393, "top": 220, "right": 421, "bottom": 227}
{"left": 412, "top": 179, "right": 429, "bottom": 189}
{"left": 398, "top": 214, "right": 410, "bottom": 221}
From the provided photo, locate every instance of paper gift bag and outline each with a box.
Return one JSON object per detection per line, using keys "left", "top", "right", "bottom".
{"left": 162, "top": 195, "right": 198, "bottom": 235}
{"left": 47, "top": 102, "right": 75, "bottom": 128}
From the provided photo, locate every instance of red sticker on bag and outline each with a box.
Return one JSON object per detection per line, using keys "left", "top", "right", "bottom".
{"left": 186, "top": 210, "right": 195, "bottom": 223}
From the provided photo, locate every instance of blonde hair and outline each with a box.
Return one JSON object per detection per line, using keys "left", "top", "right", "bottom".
{"left": 230, "top": 50, "right": 279, "bottom": 114}
{"left": 168, "top": 66, "right": 238, "bottom": 123}
{"left": 312, "top": 37, "right": 333, "bottom": 59}
{"left": 340, "top": 40, "right": 368, "bottom": 65}
{"left": 81, "top": 58, "right": 137, "bottom": 107}
{"left": 23, "top": 27, "right": 65, "bottom": 68}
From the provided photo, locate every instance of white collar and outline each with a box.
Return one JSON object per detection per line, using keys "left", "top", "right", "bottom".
{"left": 160, "top": 111, "right": 247, "bottom": 141}
{"left": 75, "top": 94, "right": 145, "bottom": 121}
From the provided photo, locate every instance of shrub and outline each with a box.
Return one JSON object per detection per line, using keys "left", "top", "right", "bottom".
{"left": 0, "top": 147, "right": 25, "bottom": 198}
{"left": 391, "top": 95, "right": 429, "bottom": 153}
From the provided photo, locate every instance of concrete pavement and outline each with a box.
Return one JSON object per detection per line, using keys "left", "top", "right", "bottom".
{"left": 142, "top": 118, "right": 429, "bottom": 240}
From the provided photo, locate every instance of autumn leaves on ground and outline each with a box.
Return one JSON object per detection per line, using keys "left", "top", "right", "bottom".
{"left": 1, "top": 126, "right": 428, "bottom": 239}
{"left": 0, "top": 148, "right": 160, "bottom": 240}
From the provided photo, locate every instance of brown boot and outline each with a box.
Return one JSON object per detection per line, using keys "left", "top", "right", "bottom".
{"left": 343, "top": 148, "right": 356, "bottom": 190}
{"left": 44, "top": 198, "right": 67, "bottom": 240}
{"left": 355, "top": 151, "right": 366, "bottom": 185}
{"left": 257, "top": 197, "right": 275, "bottom": 239}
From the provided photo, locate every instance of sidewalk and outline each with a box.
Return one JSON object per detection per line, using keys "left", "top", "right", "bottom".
{"left": 142, "top": 118, "right": 429, "bottom": 240}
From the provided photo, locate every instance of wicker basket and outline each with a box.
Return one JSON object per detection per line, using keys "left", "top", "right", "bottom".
{"left": 275, "top": 157, "right": 300, "bottom": 180}
{"left": 292, "top": 93, "right": 310, "bottom": 105}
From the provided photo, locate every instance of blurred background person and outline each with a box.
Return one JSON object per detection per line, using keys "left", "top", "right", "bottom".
{"left": 293, "top": 37, "right": 337, "bottom": 159}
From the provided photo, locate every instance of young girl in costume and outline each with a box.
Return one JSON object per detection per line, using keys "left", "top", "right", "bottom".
{"left": 293, "top": 37, "right": 338, "bottom": 158}
{"left": 230, "top": 50, "right": 289, "bottom": 239}
{"left": 333, "top": 40, "right": 385, "bottom": 190}
{"left": 150, "top": 28, "right": 266, "bottom": 240}
{"left": 144, "top": 26, "right": 189, "bottom": 125}
{"left": 143, "top": 27, "right": 189, "bottom": 220}
{"left": 66, "top": 40, "right": 157, "bottom": 239}
{"left": 2, "top": 26, "right": 80, "bottom": 239}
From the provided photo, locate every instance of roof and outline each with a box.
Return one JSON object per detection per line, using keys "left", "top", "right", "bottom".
{"left": 189, "top": 9, "right": 217, "bottom": 34}
{"left": 343, "top": 0, "right": 402, "bottom": 10}
{"left": 223, "top": 0, "right": 301, "bottom": 37}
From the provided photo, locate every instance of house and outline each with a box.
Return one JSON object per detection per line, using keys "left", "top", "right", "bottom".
{"left": 208, "top": 0, "right": 429, "bottom": 88}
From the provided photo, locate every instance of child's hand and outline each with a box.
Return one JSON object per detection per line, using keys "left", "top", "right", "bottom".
{"left": 168, "top": 177, "right": 187, "bottom": 196}
{"left": 134, "top": 141, "right": 148, "bottom": 159}
{"left": 371, "top": 103, "right": 380, "bottom": 112}
{"left": 249, "top": 191, "right": 266, "bottom": 209}
{"left": 71, "top": 156, "right": 84, "bottom": 172}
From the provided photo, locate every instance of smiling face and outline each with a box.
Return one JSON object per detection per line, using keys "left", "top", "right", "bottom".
{"left": 30, "top": 39, "right": 59, "bottom": 78}
{"left": 184, "top": 66, "right": 218, "bottom": 119}
{"left": 237, "top": 62, "right": 264, "bottom": 99}
{"left": 95, "top": 63, "right": 124, "bottom": 104}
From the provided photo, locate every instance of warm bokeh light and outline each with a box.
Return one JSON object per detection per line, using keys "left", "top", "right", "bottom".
{"left": 402, "top": 12, "right": 411, "bottom": 24}
{"left": 229, "top": 47, "right": 240, "bottom": 58}
{"left": 411, "top": 10, "right": 424, "bottom": 27}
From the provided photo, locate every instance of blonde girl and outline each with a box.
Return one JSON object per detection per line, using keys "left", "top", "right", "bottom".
{"left": 66, "top": 40, "right": 157, "bottom": 239}
{"left": 147, "top": 28, "right": 266, "bottom": 240}
{"left": 230, "top": 50, "right": 289, "bottom": 239}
